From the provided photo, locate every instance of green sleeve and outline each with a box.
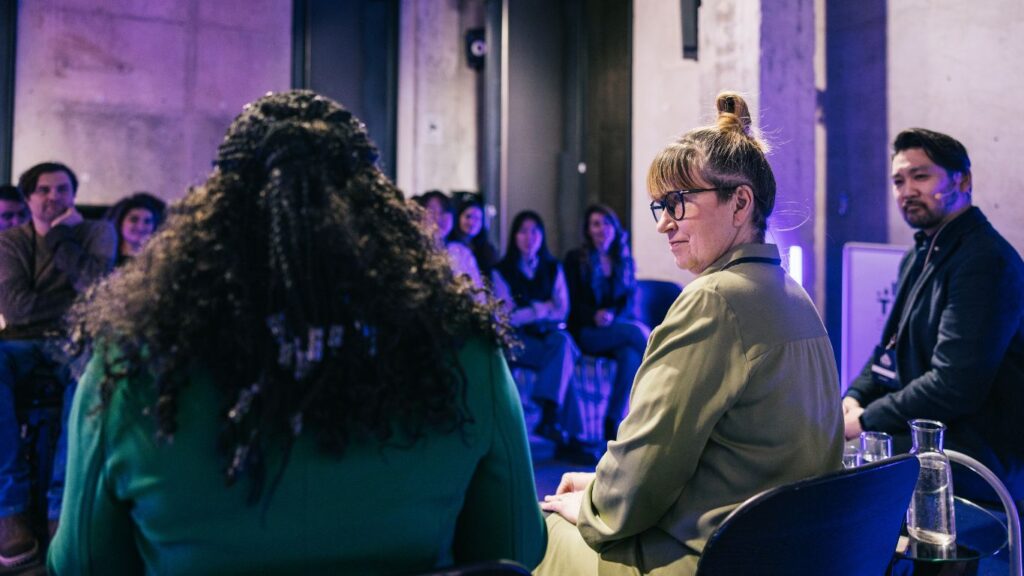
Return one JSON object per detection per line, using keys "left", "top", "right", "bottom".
{"left": 578, "top": 288, "right": 747, "bottom": 547}
{"left": 47, "top": 354, "right": 144, "bottom": 575}
{"left": 453, "top": 343, "right": 547, "bottom": 568}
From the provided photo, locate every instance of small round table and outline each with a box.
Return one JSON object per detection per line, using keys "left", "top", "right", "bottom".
{"left": 888, "top": 497, "right": 1009, "bottom": 575}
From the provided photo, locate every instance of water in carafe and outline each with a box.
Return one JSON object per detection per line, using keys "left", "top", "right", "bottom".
{"left": 906, "top": 419, "right": 956, "bottom": 546}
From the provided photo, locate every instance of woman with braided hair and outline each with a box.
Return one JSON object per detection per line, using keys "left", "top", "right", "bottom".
{"left": 534, "top": 92, "right": 842, "bottom": 575}
{"left": 48, "top": 91, "right": 545, "bottom": 574}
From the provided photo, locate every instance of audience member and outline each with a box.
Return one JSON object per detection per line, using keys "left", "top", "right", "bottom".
{"left": 0, "top": 162, "right": 116, "bottom": 568}
{"left": 48, "top": 90, "right": 545, "bottom": 574}
{"left": 0, "top": 185, "right": 29, "bottom": 233}
{"left": 104, "top": 192, "right": 166, "bottom": 267}
{"left": 416, "top": 190, "right": 484, "bottom": 289}
{"left": 449, "top": 197, "right": 500, "bottom": 275}
{"left": 843, "top": 127, "right": 1024, "bottom": 501}
{"left": 535, "top": 92, "right": 843, "bottom": 576}
{"left": 491, "top": 210, "right": 578, "bottom": 446}
{"left": 564, "top": 204, "right": 649, "bottom": 444}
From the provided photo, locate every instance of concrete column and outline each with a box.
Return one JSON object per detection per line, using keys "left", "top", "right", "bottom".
{"left": 396, "top": 0, "right": 482, "bottom": 197}
{"left": 760, "top": 0, "right": 817, "bottom": 301}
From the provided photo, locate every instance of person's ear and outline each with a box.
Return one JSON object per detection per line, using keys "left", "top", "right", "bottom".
{"left": 733, "top": 185, "right": 754, "bottom": 224}
{"left": 957, "top": 171, "right": 972, "bottom": 195}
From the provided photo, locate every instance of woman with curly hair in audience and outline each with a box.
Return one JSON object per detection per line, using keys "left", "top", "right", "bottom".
{"left": 104, "top": 192, "right": 166, "bottom": 267}
{"left": 564, "top": 204, "right": 649, "bottom": 444}
{"left": 48, "top": 91, "right": 546, "bottom": 575}
{"left": 449, "top": 196, "right": 500, "bottom": 276}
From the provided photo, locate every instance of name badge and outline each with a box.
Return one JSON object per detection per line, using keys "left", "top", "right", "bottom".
{"left": 870, "top": 345, "right": 899, "bottom": 389}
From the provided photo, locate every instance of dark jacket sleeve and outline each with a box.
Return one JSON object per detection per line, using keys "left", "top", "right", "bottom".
{"left": 45, "top": 221, "right": 117, "bottom": 293}
{"left": 860, "top": 245, "right": 1024, "bottom": 432}
{"left": 846, "top": 357, "right": 885, "bottom": 406}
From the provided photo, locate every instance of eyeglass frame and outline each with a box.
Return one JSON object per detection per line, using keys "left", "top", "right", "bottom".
{"left": 649, "top": 186, "right": 738, "bottom": 223}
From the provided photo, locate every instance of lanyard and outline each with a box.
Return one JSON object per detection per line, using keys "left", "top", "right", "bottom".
{"left": 887, "top": 222, "right": 952, "bottom": 349}
{"left": 721, "top": 256, "right": 782, "bottom": 271}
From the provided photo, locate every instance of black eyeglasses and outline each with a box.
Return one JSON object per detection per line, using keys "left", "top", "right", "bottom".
{"left": 649, "top": 187, "right": 731, "bottom": 223}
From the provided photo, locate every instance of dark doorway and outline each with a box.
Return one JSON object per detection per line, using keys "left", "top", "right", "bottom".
{"left": 292, "top": 0, "right": 399, "bottom": 180}
{"left": 823, "top": 0, "right": 889, "bottom": 370}
{"left": 488, "top": 0, "right": 632, "bottom": 256}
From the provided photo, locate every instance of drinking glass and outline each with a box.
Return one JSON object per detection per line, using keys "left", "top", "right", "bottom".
{"left": 859, "top": 431, "right": 893, "bottom": 463}
{"left": 842, "top": 443, "right": 862, "bottom": 469}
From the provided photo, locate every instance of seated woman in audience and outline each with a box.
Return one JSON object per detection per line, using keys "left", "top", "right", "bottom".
{"left": 535, "top": 92, "right": 843, "bottom": 576}
{"left": 564, "top": 204, "right": 649, "bottom": 444}
{"left": 449, "top": 197, "right": 499, "bottom": 276}
{"left": 416, "top": 190, "right": 484, "bottom": 289}
{"left": 48, "top": 91, "right": 546, "bottom": 575}
{"left": 0, "top": 184, "right": 30, "bottom": 232}
{"left": 491, "top": 211, "right": 578, "bottom": 445}
{"left": 104, "top": 192, "right": 166, "bottom": 267}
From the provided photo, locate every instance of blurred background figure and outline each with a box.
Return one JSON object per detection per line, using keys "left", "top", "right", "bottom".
{"left": 104, "top": 192, "right": 166, "bottom": 267}
{"left": 564, "top": 204, "right": 649, "bottom": 444}
{"left": 0, "top": 162, "right": 115, "bottom": 569}
{"left": 0, "top": 185, "right": 29, "bottom": 233}
{"left": 49, "top": 91, "right": 545, "bottom": 575}
{"left": 416, "top": 190, "right": 484, "bottom": 289}
{"left": 492, "top": 210, "right": 578, "bottom": 448}
{"left": 449, "top": 196, "right": 499, "bottom": 277}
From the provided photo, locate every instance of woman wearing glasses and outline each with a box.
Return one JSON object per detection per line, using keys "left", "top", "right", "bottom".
{"left": 536, "top": 92, "right": 843, "bottom": 575}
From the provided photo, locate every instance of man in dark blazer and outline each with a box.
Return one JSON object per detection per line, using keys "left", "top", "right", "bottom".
{"left": 843, "top": 128, "right": 1023, "bottom": 502}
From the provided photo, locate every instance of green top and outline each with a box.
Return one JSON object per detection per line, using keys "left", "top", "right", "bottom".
{"left": 48, "top": 339, "right": 546, "bottom": 575}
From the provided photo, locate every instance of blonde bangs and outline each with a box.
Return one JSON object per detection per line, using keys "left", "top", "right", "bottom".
{"left": 646, "top": 141, "right": 706, "bottom": 198}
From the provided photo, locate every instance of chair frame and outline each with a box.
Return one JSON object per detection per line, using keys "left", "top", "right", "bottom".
{"left": 945, "top": 449, "right": 1022, "bottom": 576}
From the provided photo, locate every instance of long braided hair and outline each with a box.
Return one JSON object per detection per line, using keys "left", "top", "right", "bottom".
{"left": 68, "top": 90, "right": 506, "bottom": 503}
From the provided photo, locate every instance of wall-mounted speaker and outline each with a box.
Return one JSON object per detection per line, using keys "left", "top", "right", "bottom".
{"left": 465, "top": 27, "right": 486, "bottom": 70}
{"left": 682, "top": 0, "right": 700, "bottom": 60}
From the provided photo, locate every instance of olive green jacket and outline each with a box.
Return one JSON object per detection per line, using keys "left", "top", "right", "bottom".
{"left": 579, "top": 243, "right": 844, "bottom": 575}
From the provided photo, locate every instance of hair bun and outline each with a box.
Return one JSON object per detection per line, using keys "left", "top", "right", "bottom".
{"left": 715, "top": 92, "right": 753, "bottom": 137}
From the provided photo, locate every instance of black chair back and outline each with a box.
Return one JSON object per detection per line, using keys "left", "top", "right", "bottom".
{"left": 696, "top": 454, "right": 920, "bottom": 576}
{"left": 635, "top": 279, "right": 682, "bottom": 328}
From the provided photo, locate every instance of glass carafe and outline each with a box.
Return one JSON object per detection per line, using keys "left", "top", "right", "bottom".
{"left": 906, "top": 419, "right": 957, "bottom": 546}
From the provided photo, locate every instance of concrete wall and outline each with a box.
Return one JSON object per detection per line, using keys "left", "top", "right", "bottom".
{"left": 631, "top": 0, "right": 820, "bottom": 306}
{"left": 631, "top": 0, "right": 765, "bottom": 286}
{"left": 631, "top": 0, "right": 701, "bottom": 285}
{"left": 12, "top": 0, "right": 291, "bottom": 206}
{"left": 396, "top": 0, "right": 482, "bottom": 197}
{"left": 886, "top": 1, "right": 1024, "bottom": 253}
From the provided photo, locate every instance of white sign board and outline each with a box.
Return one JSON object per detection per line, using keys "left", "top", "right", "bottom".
{"left": 841, "top": 242, "right": 908, "bottom": 393}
